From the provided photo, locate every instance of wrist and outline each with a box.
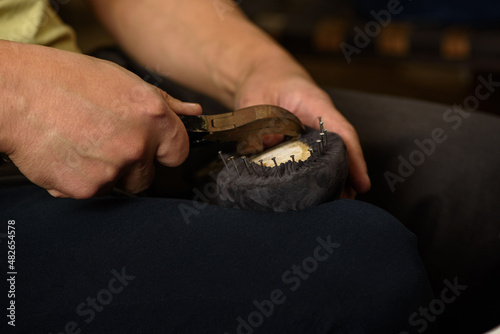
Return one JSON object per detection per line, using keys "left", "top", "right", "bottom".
{"left": 206, "top": 21, "right": 309, "bottom": 108}
{"left": 232, "top": 49, "right": 315, "bottom": 109}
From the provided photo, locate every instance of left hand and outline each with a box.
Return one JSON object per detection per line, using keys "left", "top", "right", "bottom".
{"left": 234, "top": 64, "right": 371, "bottom": 199}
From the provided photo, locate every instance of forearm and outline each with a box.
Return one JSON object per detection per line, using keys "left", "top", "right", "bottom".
{"left": 0, "top": 40, "right": 26, "bottom": 155}
{"left": 87, "top": 0, "right": 308, "bottom": 108}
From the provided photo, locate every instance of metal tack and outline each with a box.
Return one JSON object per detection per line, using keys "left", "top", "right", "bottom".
{"left": 290, "top": 155, "right": 297, "bottom": 172}
{"left": 218, "top": 151, "right": 229, "bottom": 171}
{"left": 229, "top": 156, "right": 240, "bottom": 177}
{"left": 241, "top": 156, "right": 252, "bottom": 175}
{"left": 251, "top": 163, "right": 258, "bottom": 175}
{"left": 320, "top": 132, "right": 326, "bottom": 147}
{"left": 316, "top": 139, "right": 323, "bottom": 156}
{"left": 271, "top": 157, "right": 282, "bottom": 177}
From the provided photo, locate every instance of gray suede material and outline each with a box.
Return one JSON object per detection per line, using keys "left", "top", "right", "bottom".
{"left": 217, "top": 128, "right": 349, "bottom": 211}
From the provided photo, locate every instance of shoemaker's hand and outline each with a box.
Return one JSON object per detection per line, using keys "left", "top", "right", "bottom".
{"left": 0, "top": 41, "right": 201, "bottom": 199}
{"left": 234, "top": 62, "right": 371, "bottom": 198}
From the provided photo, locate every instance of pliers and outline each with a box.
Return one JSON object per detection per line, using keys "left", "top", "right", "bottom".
{"left": 179, "top": 105, "right": 305, "bottom": 155}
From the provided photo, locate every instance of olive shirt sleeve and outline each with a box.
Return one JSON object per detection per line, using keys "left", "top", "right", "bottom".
{"left": 0, "top": 0, "right": 80, "bottom": 52}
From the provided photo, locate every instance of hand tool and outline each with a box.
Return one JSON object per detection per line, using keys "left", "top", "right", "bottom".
{"left": 179, "top": 105, "right": 305, "bottom": 155}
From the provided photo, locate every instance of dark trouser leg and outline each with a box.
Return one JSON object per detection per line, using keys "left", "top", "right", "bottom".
{"left": 329, "top": 88, "right": 500, "bottom": 333}
{"left": 1, "top": 185, "right": 431, "bottom": 334}
{"left": 134, "top": 70, "right": 500, "bottom": 332}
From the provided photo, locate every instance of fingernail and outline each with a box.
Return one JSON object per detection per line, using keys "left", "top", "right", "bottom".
{"left": 183, "top": 102, "right": 200, "bottom": 108}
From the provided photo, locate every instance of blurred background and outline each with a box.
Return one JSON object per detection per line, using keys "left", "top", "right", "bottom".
{"left": 60, "top": 0, "right": 500, "bottom": 116}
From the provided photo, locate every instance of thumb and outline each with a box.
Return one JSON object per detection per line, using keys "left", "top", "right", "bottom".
{"left": 159, "top": 89, "right": 202, "bottom": 116}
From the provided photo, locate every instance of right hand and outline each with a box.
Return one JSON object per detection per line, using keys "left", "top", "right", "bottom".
{"left": 3, "top": 43, "right": 201, "bottom": 198}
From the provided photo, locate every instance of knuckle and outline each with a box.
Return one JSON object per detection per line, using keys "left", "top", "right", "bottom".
{"left": 169, "top": 149, "right": 188, "bottom": 167}
{"left": 168, "top": 126, "right": 189, "bottom": 166}
{"left": 120, "top": 162, "right": 155, "bottom": 194}
{"left": 47, "top": 189, "right": 65, "bottom": 198}
{"left": 129, "top": 175, "right": 154, "bottom": 194}
{"left": 122, "top": 139, "right": 148, "bottom": 163}
{"left": 142, "top": 93, "right": 168, "bottom": 118}
{"left": 74, "top": 169, "right": 119, "bottom": 199}
{"left": 73, "top": 184, "right": 100, "bottom": 199}
{"left": 101, "top": 165, "right": 120, "bottom": 184}
{"left": 335, "top": 123, "right": 357, "bottom": 140}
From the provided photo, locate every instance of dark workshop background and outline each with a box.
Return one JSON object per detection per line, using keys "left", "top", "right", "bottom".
{"left": 59, "top": 0, "right": 500, "bottom": 116}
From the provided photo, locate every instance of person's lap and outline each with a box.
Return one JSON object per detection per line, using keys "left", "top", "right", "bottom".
{"left": 138, "top": 67, "right": 499, "bottom": 332}
{"left": 1, "top": 185, "right": 431, "bottom": 333}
